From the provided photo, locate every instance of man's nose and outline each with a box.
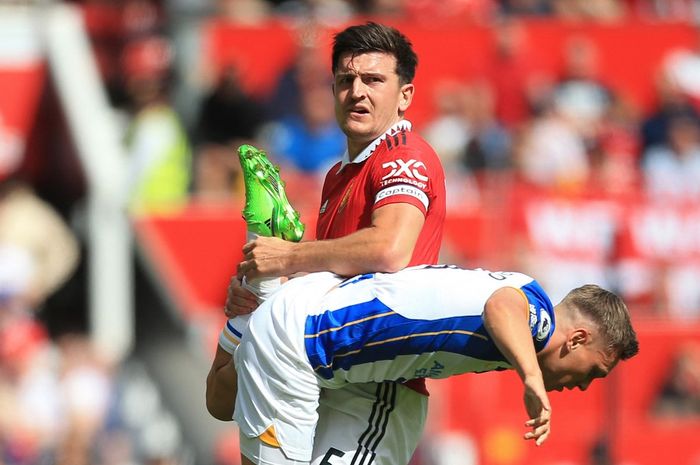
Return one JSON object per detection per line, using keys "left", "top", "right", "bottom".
{"left": 350, "top": 78, "right": 366, "bottom": 99}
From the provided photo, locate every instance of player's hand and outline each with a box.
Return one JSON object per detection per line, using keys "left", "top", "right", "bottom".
{"left": 224, "top": 276, "right": 260, "bottom": 317}
{"left": 237, "top": 236, "right": 298, "bottom": 279}
{"left": 522, "top": 374, "right": 551, "bottom": 446}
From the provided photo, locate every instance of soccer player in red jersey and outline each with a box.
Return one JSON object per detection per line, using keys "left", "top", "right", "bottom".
{"left": 209, "top": 22, "right": 446, "bottom": 465}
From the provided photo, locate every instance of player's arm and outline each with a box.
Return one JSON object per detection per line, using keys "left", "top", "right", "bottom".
{"left": 238, "top": 202, "right": 424, "bottom": 278}
{"left": 205, "top": 344, "right": 238, "bottom": 421}
{"left": 482, "top": 287, "right": 552, "bottom": 446}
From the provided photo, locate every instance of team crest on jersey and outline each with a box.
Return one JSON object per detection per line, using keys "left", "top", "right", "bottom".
{"left": 536, "top": 310, "right": 551, "bottom": 341}
{"left": 338, "top": 181, "right": 355, "bottom": 213}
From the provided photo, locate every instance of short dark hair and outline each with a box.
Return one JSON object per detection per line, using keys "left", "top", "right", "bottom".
{"left": 332, "top": 22, "right": 418, "bottom": 85}
{"left": 561, "top": 285, "right": 639, "bottom": 360}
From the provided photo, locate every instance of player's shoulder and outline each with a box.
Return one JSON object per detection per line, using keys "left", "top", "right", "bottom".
{"left": 376, "top": 129, "right": 438, "bottom": 159}
{"left": 373, "top": 130, "right": 444, "bottom": 178}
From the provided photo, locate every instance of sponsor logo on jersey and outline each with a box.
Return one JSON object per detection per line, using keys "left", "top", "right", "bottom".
{"left": 380, "top": 176, "right": 427, "bottom": 190}
{"left": 381, "top": 159, "right": 429, "bottom": 183}
{"left": 528, "top": 304, "right": 538, "bottom": 330}
{"left": 414, "top": 360, "right": 445, "bottom": 379}
{"left": 536, "top": 310, "right": 552, "bottom": 341}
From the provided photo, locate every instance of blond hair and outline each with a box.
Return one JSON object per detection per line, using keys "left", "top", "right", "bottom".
{"left": 560, "top": 285, "right": 639, "bottom": 360}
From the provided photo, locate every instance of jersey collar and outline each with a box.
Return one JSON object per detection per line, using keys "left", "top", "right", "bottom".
{"left": 337, "top": 120, "right": 413, "bottom": 173}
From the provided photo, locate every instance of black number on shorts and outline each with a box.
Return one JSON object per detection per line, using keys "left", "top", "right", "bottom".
{"left": 320, "top": 447, "right": 345, "bottom": 465}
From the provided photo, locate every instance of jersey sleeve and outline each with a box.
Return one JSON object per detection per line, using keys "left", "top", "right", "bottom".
{"left": 520, "top": 280, "right": 556, "bottom": 352}
{"left": 369, "top": 139, "right": 443, "bottom": 216}
{"left": 218, "top": 319, "right": 244, "bottom": 354}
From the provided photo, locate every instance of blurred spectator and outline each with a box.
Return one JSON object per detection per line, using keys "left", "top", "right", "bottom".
{"left": 498, "top": 0, "right": 553, "bottom": 16}
{"left": 463, "top": 81, "right": 512, "bottom": 172}
{"left": 266, "top": 42, "right": 331, "bottom": 120}
{"left": 0, "top": 114, "right": 25, "bottom": 178}
{"left": 515, "top": 98, "right": 590, "bottom": 190}
{"left": 216, "top": 0, "right": 271, "bottom": 24}
{"left": 193, "top": 66, "right": 267, "bottom": 202}
{"left": 551, "top": 0, "right": 627, "bottom": 21}
{"left": 662, "top": 27, "right": 700, "bottom": 111}
{"left": 82, "top": 0, "right": 165, "bottom": 108}
{"left": 353, "top": 0, "right": 407, "bottom": 17}
{"left": 654, "top": 343, "right": 700, "bottom": 417}
{"left": 421, "top": 81, "right": 481, "bottom": 210}
{"left": 261, "top": 84, "right": 345, "bottom": 174}
{"left": 642, "top": 115, "right": 700, "bottom": 199}
{"left": 486, "top": 18, "right": 544, "bottom": 129}
{"left": 632, "top": 0, "right": 700, "bottom": 22}
{"left": 641, "top": 70, "right": 700, "bottom": 151}
{"left": 271, "top": 0, "right": 355, "bottom": 23}
{"left": 663, "top": 264, "right": 700, "bottom": 319}
{"left": 0, "top": 179, "right": 79, "bottom": 310}
{"left": 54, "top": 334, "right": 114, "bottom": 465}
{"left": 590, "top": 95, "right": 641, "bottom": 196}
{"left": 192, "top": 143, "right": 245, "bottom": 204}
{"left": 553, "top": 36, "right": 613, "bottom": 146}
{"left": 0, "top": 312, "right": 57, "bottom": 465}
{"left": 422, "top": 80, "right": 473, "bottom": 173}
{"left": 424, "top": 80, "right": 511, "bottom": 173}
{"left": 197, "top": 66, "right": 267, "bottom": 146}
{"left": 123, "top": 36, "right": 192, "bottom": 214}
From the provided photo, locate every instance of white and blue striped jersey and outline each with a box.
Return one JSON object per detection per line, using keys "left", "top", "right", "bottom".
{"left": 233, "top": 265, "right": 556, "bottom": 459}
{"left": 303, "top": 265, "right": 555, "bottom": 388}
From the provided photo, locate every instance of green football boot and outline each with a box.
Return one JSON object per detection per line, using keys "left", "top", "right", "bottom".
{"left": 238, "top": 144, "right": 305, "bottom": 242}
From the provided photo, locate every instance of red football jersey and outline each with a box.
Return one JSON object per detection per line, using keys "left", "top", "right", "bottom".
{"left": 315, "top": 122, "right": 446, "bottom": 396}
{"left": 316, "top": 122, "right": 446, "bottom": 268}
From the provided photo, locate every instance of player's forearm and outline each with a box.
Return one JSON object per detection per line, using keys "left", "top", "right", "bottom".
{"left": 291, "top": 227, "right": 412, "bottom": 276}
{"left": 205, "top": 357, "right": 238, "bottom": 421}
{"left": 483, "top": 290, "right": 542, "bottom": 382}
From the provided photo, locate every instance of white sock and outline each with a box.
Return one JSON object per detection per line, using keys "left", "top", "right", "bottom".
{"left": 241, "top": 231, "right": 282, "bottom": 300}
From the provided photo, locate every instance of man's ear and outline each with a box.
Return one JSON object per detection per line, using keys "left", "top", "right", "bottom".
{"left": 568, "top": 328, "right": 590, "bottom": 351}
{"left": 399, "top": 83, "right": 414, "bottom": 113}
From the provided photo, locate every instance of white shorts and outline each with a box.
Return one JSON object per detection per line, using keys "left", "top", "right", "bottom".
{"left": 311, "top": 382, "right": 428, "bottom": 465}
{"left": 233, "top": 273, "right": 337, "bottom": 463}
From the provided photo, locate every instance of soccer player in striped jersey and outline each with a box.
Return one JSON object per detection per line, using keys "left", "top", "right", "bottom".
{"left": 213, "top": 265, "right": 638, "bottom": 465}
{"left": 211, "top": 22, "right": 446, "bottom": 465}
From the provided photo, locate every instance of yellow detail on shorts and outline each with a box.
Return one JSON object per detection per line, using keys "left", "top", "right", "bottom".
{"left": 312, "top": 329, "right": 488, "bottom": 372}
{"left": 304, "top": 310, "right": 396, "bottom": 338}
{"left": 259, "top": 425, "right": 280, "bottom": 447}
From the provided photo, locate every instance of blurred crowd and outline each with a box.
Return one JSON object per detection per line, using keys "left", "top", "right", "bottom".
{"left": 0, "top": 181, "right": 189, "bottom": 464}
{"left": 76, "top": 0, "right": 700, "bottom": 317}
{"left": 72, "top": 0, "right": 700, "bottom": 211}
{"left": 3, "top": 0, "right": 700, "bottom": 464}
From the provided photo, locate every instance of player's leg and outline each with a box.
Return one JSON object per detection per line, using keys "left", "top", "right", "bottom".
{"left": 238, "top": 144, "right": 304, "bottom": 298}
{"left": 311, "top": 382, "right": 428, "bottom": 465}
{"left": 234, "top": 282, "right": 321, "bottom": 465}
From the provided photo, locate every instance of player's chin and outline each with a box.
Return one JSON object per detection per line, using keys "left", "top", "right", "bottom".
{"left": 341, "top": 122, "right": 375, "bottom": 140}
